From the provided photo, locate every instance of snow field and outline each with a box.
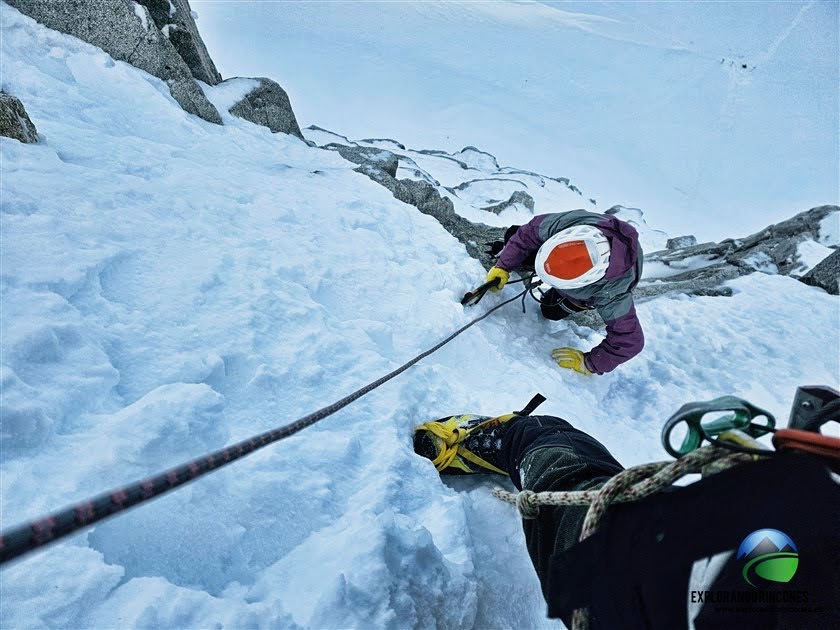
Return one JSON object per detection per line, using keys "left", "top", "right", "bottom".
{"left": 1, "top": 5, "right": 837, "bottom": 630}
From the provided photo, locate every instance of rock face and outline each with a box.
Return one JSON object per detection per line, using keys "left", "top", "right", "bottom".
{"left": 228, "top": 78, "right": 304, "bottom": 139}
{"left": 649, "top": 206, "right": 837, "bottom": 273}
{"left": 136, "top": 0, "right": 222, "bottom": 85}
{"left": 0, "top": 93, "right": 38, "bottom": 143}
{"left": 481, "top": 190, "right": 535, "bottom": 214}
{"left": 800, "top": 249, "right": 840, "bottom": 295}
{"left": 6, "top": 0, "right": 222, "bottom": 124}
{"left": 641, "top": 205, "right": 839, "bottom": 300}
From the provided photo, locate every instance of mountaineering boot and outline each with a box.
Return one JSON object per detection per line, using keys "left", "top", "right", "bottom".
{"left": 413, "top": 414, "right": 520, "bottom": 475}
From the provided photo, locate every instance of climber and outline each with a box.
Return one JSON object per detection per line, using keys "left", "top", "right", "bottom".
{"left": 413, "top": 391, "right": 840, "bottom": 629}
{"left": 484, "top": 210, "right": 644, "bottom": 375}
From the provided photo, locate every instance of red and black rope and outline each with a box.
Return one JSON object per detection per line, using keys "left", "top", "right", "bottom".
{"left": 0, "top": 288, "right": 527, "bottom": 566}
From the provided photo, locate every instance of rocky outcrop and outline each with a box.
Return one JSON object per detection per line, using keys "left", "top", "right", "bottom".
{"left": 6, "top": 0, "right": 222, "bottom": 124}
{"left": 481, "top": 190, "right": 535, "bottom": 214}
{"left": 728, "top": 205, "right": 837, "bottom": 275}
{"left": 136, "top": 0, "right": 222, "bottom": 85}
{"left": 648, "top": 206, "right": 837, "bottom": 276}
{"left": 321, "top": 143, "right": 505, "bottom": 269}
{"left": 0, "top": 93, "right": 38, "bottom": 143}
{"left": 639, "top": 205, "right": 838, "bottom": 301}
{"left": 323, "top": 144, "right": 399, "bottom": 178}
{"left": 667, "top": 235, "right": 697, "bottom": 250}
{"left": 353, "top": 163, "right": 504, "bottom": 269}
{"left": 228, "top": 78, "right": 303, "bottom": 139}
{"left": 800, "top": 249, "right": 839, "bottom": 295}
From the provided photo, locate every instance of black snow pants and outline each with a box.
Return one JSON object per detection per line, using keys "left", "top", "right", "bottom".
{"left": 498, "top": 415, "right": 840, "bottom": 629}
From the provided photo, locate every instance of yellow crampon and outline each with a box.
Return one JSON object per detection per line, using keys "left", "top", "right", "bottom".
{"left": 415, "top": 414, "right": 517, "bottom": 475}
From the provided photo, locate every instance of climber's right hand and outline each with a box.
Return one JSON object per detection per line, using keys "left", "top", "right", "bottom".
{"left": 486, "top": 267, "right": 510, "bottom": 292}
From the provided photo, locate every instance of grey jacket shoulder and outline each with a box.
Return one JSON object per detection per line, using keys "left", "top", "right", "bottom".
{"left": 537, "top": 210, "right": 604, "bottom": 240}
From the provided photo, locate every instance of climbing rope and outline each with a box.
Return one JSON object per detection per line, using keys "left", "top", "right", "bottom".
{"left": 492, "top": 437, "right": 760, "bottom": 630}
{"left": 0, "top": 286, "right": 529, "bottom": 566}
{"left": 492, "top": 444, "right": 753, "bottom": 522}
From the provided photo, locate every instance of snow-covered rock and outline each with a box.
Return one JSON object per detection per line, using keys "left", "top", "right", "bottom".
{"left": 227, "top": 77, "right": 304, "bottom": 138}
{"left": 0, "top": 92, "right": 38, "bottom": 143}
{"left": 4, "top": 0, "right": 222, "bottom": 124}
{"left": 666, "top": 235, "right": 697, "bottom": 250}
{"left": 637, "top": 205, "right": 839, "bottom": 303}
{"left": 800, "top": 249, "right": 840, "bottom": 295}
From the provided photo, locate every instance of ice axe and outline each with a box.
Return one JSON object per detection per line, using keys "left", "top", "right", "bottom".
{"left": 460, "top": 277, "right": 501, "bottom": 306}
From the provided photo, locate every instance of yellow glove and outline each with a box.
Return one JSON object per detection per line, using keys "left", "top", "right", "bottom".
{"left": 486, "top": 267, "right": 510, "bottom": 292}
{"left": 551, "top": 347, "right": 592, "bottom": 375}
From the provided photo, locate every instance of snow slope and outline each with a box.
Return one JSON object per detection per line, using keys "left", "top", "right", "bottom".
{"left": 1, "top": 6, "right": 838, "bottom": 629}
{"left": 196, "top": 0, "right": 839, "bottom": 242}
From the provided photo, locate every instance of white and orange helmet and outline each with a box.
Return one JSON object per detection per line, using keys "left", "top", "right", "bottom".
{"left": 535, "top": 225, "right": 611, "bottom": 290}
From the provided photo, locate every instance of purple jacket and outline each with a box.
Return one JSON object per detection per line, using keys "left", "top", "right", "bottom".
{"left": 497, "top": 210, "right": 644, "bottom": 374}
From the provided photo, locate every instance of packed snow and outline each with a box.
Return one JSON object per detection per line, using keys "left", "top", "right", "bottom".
{"left": 1, "top": 4, "right": 838, "bottom": 630}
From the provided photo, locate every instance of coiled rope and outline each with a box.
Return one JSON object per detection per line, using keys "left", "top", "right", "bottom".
{"left": 492, "top": 442, "right": 756, "bottom": 629}
{"left": 0, "top": 287, "right": 528, "bottom": 566}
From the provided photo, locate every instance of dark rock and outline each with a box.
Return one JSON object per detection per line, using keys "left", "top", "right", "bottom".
{"left": 323, "top": 143, "right": 399, "bottom": 178}
{"left": 687, "top": 287, "right": 734, "bottom": 297}
{"left": 667, "top": 235, "right": 697, "bottom": 250}
{"left": 134, "top": 0, "right": 171, "bottom": 26}
{"left": 0, "top": 93, "right": 38, "bottom": 143}
{"left": 168, "top": 77, "right": 222, "bottom": 123}
{"left": 640, "top": 206, "right": 839, "bottom": 301}
{"left": 5, "top": 0, "right": 222, "bottom": 124}
{"left": 636, "top": 263, "right": 745, "bottom": 299}
{"left": 481, "top": 190, "right": 535, "bottom": 214}
{"left": 228, "top": 77, "right": 303, "bottom": 138}
{"left": 800, "top": 249, "right": 840, "bottom": 295}
{"left": 738, "top": 206, "right": 835, "bottom": 249}
{"left": 727, "top": 206, "right": 837, "bottom": 275}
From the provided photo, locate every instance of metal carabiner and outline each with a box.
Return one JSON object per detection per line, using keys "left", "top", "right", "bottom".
{"left": 661, "top": 396, "right": 776, "bottom": 458}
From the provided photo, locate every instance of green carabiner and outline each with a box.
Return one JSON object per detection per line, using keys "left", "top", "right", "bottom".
{"left": 661, "top": 396, "right": 776, "bottom": 458}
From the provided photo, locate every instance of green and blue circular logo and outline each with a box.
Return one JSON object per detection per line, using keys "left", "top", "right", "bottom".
{"left": 737, "top": 529, "right": 799, "bottom": 587}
